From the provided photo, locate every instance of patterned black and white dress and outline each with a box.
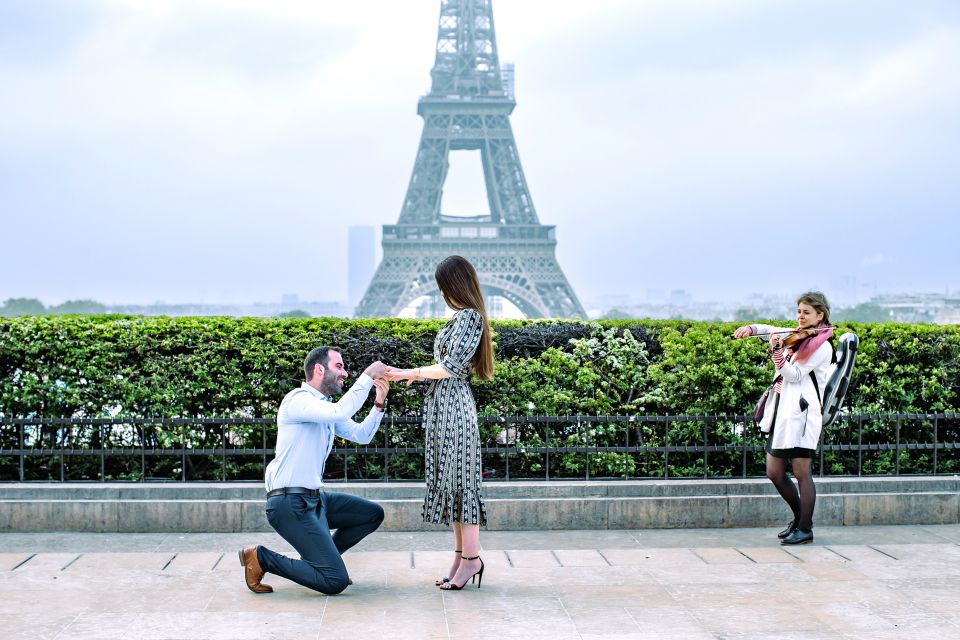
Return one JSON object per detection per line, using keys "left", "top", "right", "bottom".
{"left": 421, "top": 308, "right": 488, "bottom": 526}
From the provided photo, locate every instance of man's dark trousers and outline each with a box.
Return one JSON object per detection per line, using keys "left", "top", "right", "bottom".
{"left": 257, "top": 491, "right": 384, "bottom": 594}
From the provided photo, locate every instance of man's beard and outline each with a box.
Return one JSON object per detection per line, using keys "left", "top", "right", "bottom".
{"left": 319, "top": 369, "right": 343, "bottom": 396}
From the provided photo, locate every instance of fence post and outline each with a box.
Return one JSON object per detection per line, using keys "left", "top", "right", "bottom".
{"left": 857, "top": 415, "right": 863, "bottom": 477}
{"left": 895, "top": 416, "right": 901, "bottom": 475}
{"left": 100, "top": 423, "right": 106, "bottom": 482}
{"left": 624, "top": 417, "right": 630, "bottom": 480}
{"left": 545, "top": 417, "right": 551, "bottom": 482}
{"left": 741, "top": 417, "right": 748, "bottom": 479}
{"left": 221, "top": 423, "right": 227, "bottom": 482}
{"left": 933, "top": 415, "right": 939, "bottom": 474}
{"left": 504, "top": 417, "right": 511, "bottom": 481}
{"left": 383, "top": 415, "right": 389, "bottom": 482}
{"left": 181, "top": 420, "right": 186, "bottom": 482}
{"left": 19, "top": 422, "right": 25, "bottom": 482}
{"left": 702, "top": 417, "right": 709, "bottom": 479}
{"left": 664, "top": 418, "right": 670, "bottom": 480}
{"left": 582, "top": 417, "right": 589, "bottom": 481}
{"left": 59, "top": 420, "right": 65, "bottom": 482}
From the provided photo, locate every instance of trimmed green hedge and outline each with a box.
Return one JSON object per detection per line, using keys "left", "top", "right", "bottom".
{"left": 1, "top": 316, "right": 958, "bottom": 480}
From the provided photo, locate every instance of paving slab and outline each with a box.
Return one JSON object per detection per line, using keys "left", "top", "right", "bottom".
{"left": 0, "top": 553, "right": 32, "bottom": 571}
{"left": 736, "top": 546, "right": 801, "bottom": 563}
{"left": 2, "top": 525, "right": 960, "bottom": 639}
{"left": 691, "top": 547, "right": 754, "bottom": 564}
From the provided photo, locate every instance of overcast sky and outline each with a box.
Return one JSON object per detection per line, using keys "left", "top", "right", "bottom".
{"left": 2, "top": 0, "right": 959, "bottom": 311}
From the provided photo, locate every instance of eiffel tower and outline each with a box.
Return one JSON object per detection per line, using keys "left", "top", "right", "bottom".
{"left": 354, "top": 0, "right": 586, "bottom": 319}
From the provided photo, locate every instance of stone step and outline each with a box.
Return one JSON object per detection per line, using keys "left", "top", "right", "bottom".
{"left": 2, "top": 475, "right": 957, "bottom": 499}
{"left": 1, "top": 477, "right": 957, "bottom": 532}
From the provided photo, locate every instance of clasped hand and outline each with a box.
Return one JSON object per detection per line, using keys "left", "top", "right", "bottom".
{"left": 383, "top": 366, "right": 423, "bottom": 386}
{"left": 361, "top": 361, "right": 391, "bottom": 404}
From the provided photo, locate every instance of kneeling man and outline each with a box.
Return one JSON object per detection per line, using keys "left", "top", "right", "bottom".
{"left": 240, "top": 346, "right": 389, "bottom": 594}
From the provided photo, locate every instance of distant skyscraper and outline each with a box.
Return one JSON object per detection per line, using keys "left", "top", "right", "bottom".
{"left": 281, "top": 293, "right": 300, "bottom": 309}
{"left": 348, "top": 225, "right": 376, "bottom": 314}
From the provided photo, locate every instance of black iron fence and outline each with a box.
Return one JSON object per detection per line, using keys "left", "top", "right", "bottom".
{"left": 1, "top": 413, "right": 959, "bottom": 482}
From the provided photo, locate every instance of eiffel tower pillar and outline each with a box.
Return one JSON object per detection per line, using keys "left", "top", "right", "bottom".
{"left": 355, "top": 0, "right": 586, "bottom": 319}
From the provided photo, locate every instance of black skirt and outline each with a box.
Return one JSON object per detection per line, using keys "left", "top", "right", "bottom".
{"left": 765, "top": 394, "right": 815, "bottom": 459}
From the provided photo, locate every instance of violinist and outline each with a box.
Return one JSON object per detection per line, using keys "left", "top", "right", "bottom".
{"left": 733, "top": 291, "right": 834, "bottom": 545}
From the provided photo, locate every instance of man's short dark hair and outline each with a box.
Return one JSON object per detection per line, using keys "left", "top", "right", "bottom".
{"left": 304, "top": 346, "right": 341, "bottom": 381}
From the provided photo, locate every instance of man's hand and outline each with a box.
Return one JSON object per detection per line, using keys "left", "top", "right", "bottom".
{"left": 363, "top": 361, "right": 387, "bottom": 379}
{"left": 373, "top": 378, "right": 390, "bottom": 405}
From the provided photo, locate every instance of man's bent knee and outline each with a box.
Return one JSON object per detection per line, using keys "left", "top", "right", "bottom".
{"left": 321, "top": 574, "right": 350, "bottom": 595}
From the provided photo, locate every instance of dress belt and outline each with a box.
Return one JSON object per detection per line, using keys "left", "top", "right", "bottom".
{"left": 266, "top": 486, "right": 321, "bottom": 498}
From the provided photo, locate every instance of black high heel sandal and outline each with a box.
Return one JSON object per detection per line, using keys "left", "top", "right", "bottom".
{"left": 435, "top": 549, "right": 462, "bottom": 586}
{"left": 442, "top": 555, "right": 484, "bottom": 590}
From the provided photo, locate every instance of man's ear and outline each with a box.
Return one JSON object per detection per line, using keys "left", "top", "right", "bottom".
{"left": 312, "top": 362, "right": 325, "bottom": 381}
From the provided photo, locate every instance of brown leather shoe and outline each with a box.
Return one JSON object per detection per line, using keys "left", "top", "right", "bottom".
{"left": 239, "top": 547, "right": 273, "bottom": 593}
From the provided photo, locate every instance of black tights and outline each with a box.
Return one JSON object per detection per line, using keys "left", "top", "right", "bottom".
{"left": 766, "top": 454, "right": 816, "bottom": 531}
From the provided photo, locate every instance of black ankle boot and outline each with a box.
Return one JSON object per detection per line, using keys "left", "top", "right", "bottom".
{"left": 777, "top": 520, "right": 798, "bottom": 539}
{"left": 781, "top": 528, "right": 813, "bottom": 545}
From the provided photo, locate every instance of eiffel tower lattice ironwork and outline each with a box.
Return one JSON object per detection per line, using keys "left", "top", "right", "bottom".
{"left": 354, "top": 0, "right": 586, "bottom": 319}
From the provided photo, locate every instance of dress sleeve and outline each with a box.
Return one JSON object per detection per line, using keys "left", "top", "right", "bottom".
{"left": 438, "top": 309, "right": 484, "bottom": 378}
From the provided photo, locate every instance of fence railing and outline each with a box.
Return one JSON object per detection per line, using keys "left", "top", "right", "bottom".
{"left": 1, "top": 413, "right": 958, "bottom": 482}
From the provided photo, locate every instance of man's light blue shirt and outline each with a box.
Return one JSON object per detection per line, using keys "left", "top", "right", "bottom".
{"left": 265, "top": 374, "right": 383, "bottom": 492}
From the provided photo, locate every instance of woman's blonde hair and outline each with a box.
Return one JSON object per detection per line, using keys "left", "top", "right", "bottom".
{"left": 435, "top": 255, "right": 494, "bottom": 380}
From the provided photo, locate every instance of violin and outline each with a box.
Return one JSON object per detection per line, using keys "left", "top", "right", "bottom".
{"left": 733, "top": 325, "right": 834, "bottom": 350}
{"left": 776, "top": 327, "right": 824, "bottom": 350}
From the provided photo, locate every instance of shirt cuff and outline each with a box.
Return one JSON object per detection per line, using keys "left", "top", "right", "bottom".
{"left": 356, "top": 373, "right": 374, "bottom": 387}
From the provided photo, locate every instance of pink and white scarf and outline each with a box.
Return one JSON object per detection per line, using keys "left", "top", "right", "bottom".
{"left": 792, "top": 322, "right": 833, "bottom": 364}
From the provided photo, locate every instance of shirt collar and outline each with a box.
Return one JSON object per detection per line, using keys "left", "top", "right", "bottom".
{"left": 300, "top": 382, "right": 330, "bottom": 402}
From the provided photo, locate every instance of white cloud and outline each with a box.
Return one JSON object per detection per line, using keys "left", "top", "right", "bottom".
{"left": 843, "top": 28, "right": 960, "bottom": 110}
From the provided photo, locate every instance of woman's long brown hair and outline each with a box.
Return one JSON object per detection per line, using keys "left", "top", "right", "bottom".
{"left": 796, "top": 291, "right": 831, "bottom": 325}
{"left": 434, "top": 255, "right": 494, "bottom": 380}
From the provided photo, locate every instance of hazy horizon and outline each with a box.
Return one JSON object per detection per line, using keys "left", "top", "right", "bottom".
{"left": 3, "top": 0, "right": 959, "bottom": 313}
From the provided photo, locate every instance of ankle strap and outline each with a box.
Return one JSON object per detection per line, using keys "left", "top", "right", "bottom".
{"left": 454, "top": 549, "right": 462, "bottom": 552}
{"left": 461, "top": 554, "right": 480, "bottom": 560}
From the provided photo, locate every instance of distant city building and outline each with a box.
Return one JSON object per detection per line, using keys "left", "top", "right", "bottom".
{"left": 106, "top": 300, "right": 350, "bottom": 318}
{"left": 348, "top": 225, "right": 376, "bottom": 314}
{"left": 866, "top": 293, "right": 960, "bottom": 324}
{"left": 646, "top": 288, "right": 666, "bottom": 303}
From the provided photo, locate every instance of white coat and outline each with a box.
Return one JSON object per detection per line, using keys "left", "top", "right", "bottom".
{"left": 752, "top": 324, "right": 834, "bottom": 450}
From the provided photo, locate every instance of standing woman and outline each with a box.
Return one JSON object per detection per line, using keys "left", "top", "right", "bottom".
{"left": 386, "top": 255, "right": 494, "bottom": 589}
{"left": 734, "top": 291, "right": 833, "bottom": 545}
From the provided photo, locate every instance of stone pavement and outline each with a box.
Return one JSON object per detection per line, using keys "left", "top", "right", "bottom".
{"left": 2, "top": 525, "right": 959, "bottom": 639}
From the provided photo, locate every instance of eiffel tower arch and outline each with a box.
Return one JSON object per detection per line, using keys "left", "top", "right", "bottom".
{"left": 355, "top": 0, "right": 586, "bottom": 319}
